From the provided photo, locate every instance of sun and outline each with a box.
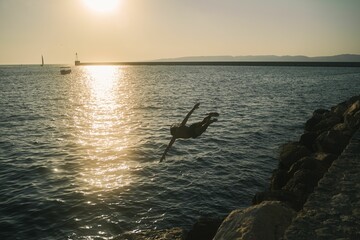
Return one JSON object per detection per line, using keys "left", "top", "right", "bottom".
{"left": 83, "top": 0, "right": 120, "bottom": 13}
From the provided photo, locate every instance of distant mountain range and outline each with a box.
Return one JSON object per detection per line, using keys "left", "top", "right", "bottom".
{"left": 155, "top": 54, "right": 360, "bottom": 62}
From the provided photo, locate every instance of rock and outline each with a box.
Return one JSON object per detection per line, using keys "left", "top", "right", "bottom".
{"left": 346, "top": 95, "right": 360, "bottom": 107}
{"left": 287, "top": 156, "right": 327, "bottom": 179}
{"left": 279, "top": 142, "right": 311, "bottom": 170}
{"left": 283, "top": 169, "right": 322, "bottom": 202}
{"left": 313, "top": 152, "right": 338, "bottom": 169}
{"left": 186, "top": 217, "right": 224, "bottom": 240}
{"left": 299, "top": 131, "right": 318, "bottom": 151}
{"left": 270, "top": 169, "right": 289, "bottom": 190}
{"left": 304, "top": 116, "right": 321, "bottom": 132}
{"left": 252, "top": 190, "right": 302, "bottom": 211}
{"left": 306, "top": 112, "right": 342, "bottom": 134}
{"left": 316, "top": 114, "right": 342, "bottom": 132}
{"left": 304, "top": 109, "right": 328, "bottom": 132}
{"left": 332, "top": 122, "right": 355, "bottom": 136}
{"left": 344, "top": 100, "right": 360, "bottom": 129}
{"left": 331, "top": 101, "right": 348, "bottom": 117}
{"left": 213, "top": 201, "right": 296, "bottom": 240}
{"left": 314, "top": 130, "right": 351, "bottom": 155}
{"left": 120, "top": 227, "right": 185, "bottom": 240}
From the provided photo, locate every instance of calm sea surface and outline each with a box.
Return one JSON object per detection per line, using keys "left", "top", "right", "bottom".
{"left": 1, "top": 65, "right": 360, "bottom": 239}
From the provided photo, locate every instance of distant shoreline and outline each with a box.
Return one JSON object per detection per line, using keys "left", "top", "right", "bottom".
{"left": 75, "top": 61, "right": 360, "bottom": 67}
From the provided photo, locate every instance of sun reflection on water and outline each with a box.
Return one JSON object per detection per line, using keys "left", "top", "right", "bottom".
{"left": 76, "top": 66, "right": 133, "bottom": 192}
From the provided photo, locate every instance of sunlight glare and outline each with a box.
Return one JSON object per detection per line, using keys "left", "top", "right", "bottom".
{"left": 83, "top": 0, "right": 120, "bottom": 13}
{"left": 77, "top": 66, "right": 133, "bottom": 192}
{"left": 85, "top": 66, "right": 118, "bottom": 102}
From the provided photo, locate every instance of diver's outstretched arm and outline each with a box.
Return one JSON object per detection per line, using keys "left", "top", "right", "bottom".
{"left": 180, "top": 103, "right": 200, "bottom": 126}
{"left": 160, "top": 136, "right": 176, "bottom": 162}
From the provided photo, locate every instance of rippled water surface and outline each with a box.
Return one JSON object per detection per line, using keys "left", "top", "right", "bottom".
{"left": 1, "top": 65, "right": 360, "bottom": 239}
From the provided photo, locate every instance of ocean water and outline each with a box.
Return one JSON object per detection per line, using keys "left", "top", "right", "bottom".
{"left": 0, "top": 65, "right": 359, "bottom": 239}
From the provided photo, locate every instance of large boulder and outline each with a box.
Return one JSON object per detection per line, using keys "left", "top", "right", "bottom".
{"left": 213, "top": 201, "right": 296, "bottom": 240}
{"left": 314, "top": 130, "right": 351, "bottom": 155}
{"left": 305, "top": 110, "right": 342, "bottom": 133}
{"left": 299, "top": 131, "right": 318, "bottom": 151}
{"left": 304, "top": 109, "right": 329, "bottom": 132}
{"left": 278, "top": 142, "right": 311, "bottom": 170}
{"left": 287, "top": 156, "right": 327, "bottom": 179}
{"left": 283, "top": 169, "right": 322, "bottom": 203}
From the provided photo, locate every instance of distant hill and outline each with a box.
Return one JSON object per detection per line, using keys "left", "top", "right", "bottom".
{"left": 154, "top": 54, "right": 360, "bottom": 62}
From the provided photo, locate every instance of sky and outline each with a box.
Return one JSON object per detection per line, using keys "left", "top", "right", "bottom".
{"left": 0, "top": 0, "right": 360, "bottom": 64}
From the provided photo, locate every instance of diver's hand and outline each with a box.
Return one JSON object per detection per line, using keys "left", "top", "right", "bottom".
{"left": 193, "top": 103, "right": 200, "bottom": 109}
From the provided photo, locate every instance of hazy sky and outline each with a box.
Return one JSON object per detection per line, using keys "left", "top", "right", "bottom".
{"left": 1, "top": 0, "right": 360, "bottom": 64}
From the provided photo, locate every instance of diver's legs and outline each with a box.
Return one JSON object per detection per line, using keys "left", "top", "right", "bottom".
{"left": 195, "top": 113, "right": 219, "bottom": 126}
{"left": 193, "top": 118, "right": 217, "bottom": 137}
{"left": 200, "top": 115, "right": 212, "bottom": 124}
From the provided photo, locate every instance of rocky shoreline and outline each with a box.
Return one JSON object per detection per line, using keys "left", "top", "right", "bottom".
{"left": 123, "top": 95, "right": 360, "bottom": 240}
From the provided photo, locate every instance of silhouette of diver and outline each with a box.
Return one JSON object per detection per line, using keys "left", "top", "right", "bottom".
{"left": 160, "top": 103, "right": 219, "bottom": 162}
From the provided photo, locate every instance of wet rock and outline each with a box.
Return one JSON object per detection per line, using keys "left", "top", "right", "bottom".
{"left": 279, "top": 142, "right": 311, "bottom": 170}
{"left": 214, "top": 201, "right": 296, "bottom": 240}
{"left": 186, "top": 217, "right": 224, "bottom": 240}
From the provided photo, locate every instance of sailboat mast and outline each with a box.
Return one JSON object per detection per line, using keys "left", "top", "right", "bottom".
{"left": 41, "top": 55, "right": 44, "bottom": 66}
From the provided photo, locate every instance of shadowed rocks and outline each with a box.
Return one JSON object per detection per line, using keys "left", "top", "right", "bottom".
{"left": 257, "top": 95, "right": 360, "bottom": 212}
{"left": 247, "top": 95, "right": 360, "bottom": 240}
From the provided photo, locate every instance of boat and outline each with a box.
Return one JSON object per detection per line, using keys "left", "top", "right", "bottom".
{"left": 41, "top": 55, "right": 44, "bottom": 66}
{"left": 60, "top": 67, "right": 71, "bottom": 75}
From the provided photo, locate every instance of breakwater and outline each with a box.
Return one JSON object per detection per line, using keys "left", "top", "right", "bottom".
{"left": 211, "top": 95, "right": 360, "bottom": 240}
{"left": 127, "top": 95, "right": 360, "bottom": 240}
{"left": 74, "top": 61, "right": 360, "bottom": 67}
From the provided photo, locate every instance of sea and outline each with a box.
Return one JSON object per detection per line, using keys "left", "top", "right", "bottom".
{"left": 1, "top": 65, "right": 360, "bottom": 239}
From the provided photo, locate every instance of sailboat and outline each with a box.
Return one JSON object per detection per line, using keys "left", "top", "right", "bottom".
{"left": 41, "top": 55, "right": 44, "bottom": 66}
